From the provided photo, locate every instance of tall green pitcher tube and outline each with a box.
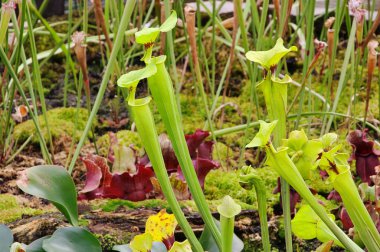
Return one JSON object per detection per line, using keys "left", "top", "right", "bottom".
{"left": 147, "top": 56, "right": 222, "bottom": 249}
{"left": 129, "top": 96, "right": 204, "bottom": 251}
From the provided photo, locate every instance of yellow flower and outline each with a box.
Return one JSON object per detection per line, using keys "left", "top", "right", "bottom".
{"left": 145, "top": 209, "right": 178, "bottom": 242}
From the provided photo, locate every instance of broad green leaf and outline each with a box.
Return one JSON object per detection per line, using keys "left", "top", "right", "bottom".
{"left": 135, "top": 28, "right": 160, "bottom": 45}
{"left": 217, "top": 196, "right": 241, "bottom": 218}
{"left": 292, "top": 205, "right": 343, "bottom": 247}
{"left": 0, "top": 224, "right": 13, "bottom": 252}
{"left": 26, "top": 236, "right": 50, "bottom": 252}
{"left": 169, "top": 240, "right": 191, "bottom": 252}
{"left": 117, "top": 63, "right": 157, "bottom": 89}
{"left": 246, "top": 38, "right": 297, "bottom": 70}
{"left": 246, "top": 120, "right": 277, "bottom": 148}
{"left": 199, "top": 219, "right": 244, "bottom": 252}
{"left": 42, "top": 227, "right": 101, "bottom": 252}
{"left": 159, "top": 11, "right": 177, "bottom": 32}
{"left": 17, "top": 165, "right": 78, "bottom": 226}
{"left": 129, "top": 233, "right": 153, "bottom": 252}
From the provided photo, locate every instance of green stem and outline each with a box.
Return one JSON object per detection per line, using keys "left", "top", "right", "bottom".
{"left": 334, "top": 171, "right": 380, "bottom": 251}
{"left": 220, "top": 216, "right": 234, "bottom": 252}
{"left": 68, "top": 0, "right": 137, "bottom": 174}
{"left": 0, "top": 46, "right": 52, "bottom": 164}
{"left": 261, "top": 73, "right": 292, "bottom": 250}
{"left": 25, "top": 2, "right": 55, "bottom": 161}
{"left": 128, "top": 96, "right": 204, "bottom": 252}
{"left": 162, "top": 0, "right": 181, "bottom": 113}
{"left": 239, "top": 167, "right": 271, "bottom": 252}
{"left": 148, "top": 56, "right": 222, "bottom": 250}
{"left": 324, "top": 22, "right": 356, "bottom": 133}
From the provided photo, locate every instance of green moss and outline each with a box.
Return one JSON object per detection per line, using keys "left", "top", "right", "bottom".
{"left": 212, "top": 142, "right": 238, "bottom": 169}
{"left": 204, "top": 168, "right": 279, "bottom": 211}
{"left": 153, "top": 95, "right": 207, "bottom": 134}
{"left": 13, "top": 107, "right": 93, "bottom": 144}
{"left": 95, "top": 234, "right": 124, "bottom": 251}
{"left": 91, "top": 199, "right": 171, "bottom": 212}
{"left": 97, "top": 130, "right": 142, "bottom": 157}
{"left": 0, "top": 194, "right": 44, "bottom": 223}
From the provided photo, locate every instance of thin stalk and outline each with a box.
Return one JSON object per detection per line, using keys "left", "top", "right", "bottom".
{"left": 325, "top": 22, "right": 356, "bottom": 133}
{"left": 11, "top": 12, "right": 45, "bottom": 161}
{"left": 321, "top": 0, "right": 346, "bottom": 133}
{"left": 64, "top": 0, "right": 74, "bottom": 107}
{"left": 25, "top": 3, "right": 55, "bottom": 160}
{"left": 210, "top": 0, "right": 217, "bottom": 95}
{"left": 239, "top": 167, "right": 271, "bottom": 252}
{"left": 163, "top": 0, "right": 181, "bottom": 113}
{"left": 68, "top": 0, "right": 137, "bottom": 174}
{"left": 294, "top": 0, "right": 316, "bottom": 129}
{"left": 234, "top": 0, "right": 259, "bottom": 118}
{"left": 65, "top": 72, "right": 83, "bottom": 169}
{"left": 0, "top": 46, "right": 52, "bottom": 164}
{"left": 6, "top": 134, "right": 33, "bottom": 164}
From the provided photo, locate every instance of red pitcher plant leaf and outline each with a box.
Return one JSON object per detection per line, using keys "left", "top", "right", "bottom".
{"left": 347, "top": 130, "right": 380, "bottom": 185}
{"left": 78, "top": 154, "right": 154, "bottom": 201}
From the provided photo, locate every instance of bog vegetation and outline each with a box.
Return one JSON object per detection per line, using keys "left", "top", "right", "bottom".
{"left": 1, "top": 0, "right": 380, "bottom": 252}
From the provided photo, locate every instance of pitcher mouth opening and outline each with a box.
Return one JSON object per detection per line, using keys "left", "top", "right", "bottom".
{"left": 128, "top": 96, "right": 152, "bottom": 107}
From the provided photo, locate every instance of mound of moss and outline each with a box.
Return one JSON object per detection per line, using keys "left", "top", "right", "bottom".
{"left": 0, "top": 194, "right": 44, "bottom": 223}
{"left": 204, "top": 168, "right": 279, "bottom": 211}
{"left": 13, "top": 107, "right": 93, "bottom": 144}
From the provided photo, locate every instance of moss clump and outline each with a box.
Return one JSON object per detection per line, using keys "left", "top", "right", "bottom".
{"left": 212, "top": 142, "right": 238, "bottom": 169}
{"left": 0, "top": 194, "right": 44, "bottom": 223}
{"left": 13, "top": 107, "right": 93, "bottom": 144}
{"left": 95, "top": 234, "right": 124, "bottom": 251}
{"left": 91, "top": 199, "right": 171, "bottom": 212}
{"left": 204, "top": 168, "right": 279, "bottom": 211}
{"left": 96, "top": 130, "right": 142, "bottom": 157}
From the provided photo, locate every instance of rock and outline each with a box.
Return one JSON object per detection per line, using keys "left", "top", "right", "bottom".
{"left": 9, "top": 214, "right": 67, "bottom": 244}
